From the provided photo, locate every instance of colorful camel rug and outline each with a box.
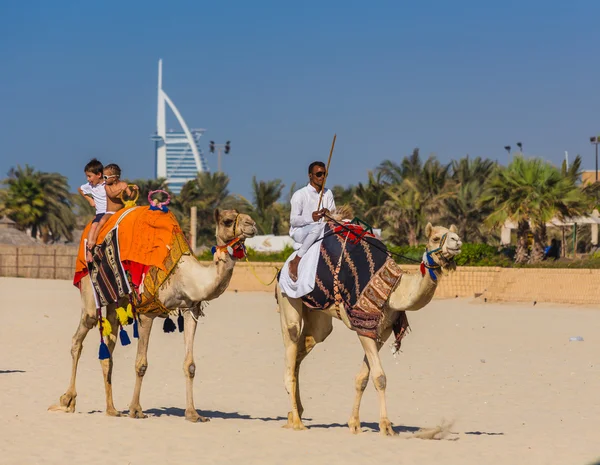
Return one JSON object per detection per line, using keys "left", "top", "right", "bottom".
{"left": 301, "top": 222, "right": 408, "bottom": 346}
{"left": 74, "top": 207, "right": 192, "bottom": 314}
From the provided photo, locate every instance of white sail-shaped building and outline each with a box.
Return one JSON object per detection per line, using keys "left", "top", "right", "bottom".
{"left": 152, "top": 59, "right": 209, "bottom": 194}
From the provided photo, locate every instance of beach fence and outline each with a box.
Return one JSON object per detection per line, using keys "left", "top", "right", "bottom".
{"left": 0, "top": 245, "right": 78, "bottom": 280}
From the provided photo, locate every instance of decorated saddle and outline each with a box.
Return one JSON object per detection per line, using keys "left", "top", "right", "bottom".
{"left": 301, "top": 221, "right": 409, "bottom": 347}
{"left": 74, "top": 206, "right": 192, "bottom": 315}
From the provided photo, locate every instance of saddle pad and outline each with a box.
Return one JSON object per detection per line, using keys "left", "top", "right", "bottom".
{"left": 301, "top": 222, "right": 403, "bottom": 339}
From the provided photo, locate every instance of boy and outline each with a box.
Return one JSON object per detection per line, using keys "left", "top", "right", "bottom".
{"left": 90, "top": 163, "right": 139, "bottom": 253}
{"left": 78, "top": 158, "right": 106, "bottom": 263}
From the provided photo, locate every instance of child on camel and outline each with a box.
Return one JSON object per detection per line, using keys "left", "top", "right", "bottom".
{"left": 78, "top": 158, "right": 106, "bottom": 263}
{"left": 79, "top": 161, "right": 138, "bottom": 262}
{"left": 92, "top": 163, "right": 139, "bottom": 250}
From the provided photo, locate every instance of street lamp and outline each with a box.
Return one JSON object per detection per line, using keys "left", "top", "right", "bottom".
{"left": 504, "top": 145, "right": 511, "bottom": 164}
{"left": 590, "top": 136, "right": 599, "bottom": 182}
{"left": 516, "top": 142, "right": 523, "bottom": 153}
{"left": 209, "top": 140, "right": 232, "bottom": 173}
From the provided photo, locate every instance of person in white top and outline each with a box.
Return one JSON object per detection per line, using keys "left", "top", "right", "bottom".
{"left": 78, "top": 158, "right": 107, "bottom": 262}
{"left": 288, "top": 161, "right": 336, "bottom": 281}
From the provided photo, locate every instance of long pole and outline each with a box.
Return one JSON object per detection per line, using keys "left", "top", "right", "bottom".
{"left": 190, "top": 206, "right": 197, "bottom": 254}
{"left": 317, "top": 134, "right": 337, "bottom": 211}
{"left": 595, "top": 143, "right": 598, "bottom": 182}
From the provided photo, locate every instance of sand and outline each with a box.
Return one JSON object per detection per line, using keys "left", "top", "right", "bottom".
{"left": 0, "top": 276, "right": 599, "bottom": 465}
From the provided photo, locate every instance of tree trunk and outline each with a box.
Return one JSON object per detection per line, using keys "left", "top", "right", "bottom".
{"left": 514, "top": 220, "right": 529, "bottom": 264}
{"left": 529, "top": 223, "right": 546, "bottom": 264}
{"left": 30, "top": 224, "right": 38, "bottom": 240}
{"left": 408, "top": 226, "right": 418, "bottom": 247}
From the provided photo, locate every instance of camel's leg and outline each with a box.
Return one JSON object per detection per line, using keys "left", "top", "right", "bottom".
{"left": 183, "top": 309, "right": 209, "bottom": 423}
{"left": 129, "top": 312, "right": 155, "bottom": 419}
{"left": 100, "top": 303, "right": 120, "bottom": 416}
{"left": 48, "top": 279, "right": 98, "bottom": 413}
{"left": 347, "top": 328, "right": 392, "bottom": 433}
{"left": 279, "top": 290, "right": 306, "bottom": 430}
{"left": 293, "top": 310, "right": 333, "bottom": 418}
{"left": 357, "top": 330, "right": 395, "bottom": 436}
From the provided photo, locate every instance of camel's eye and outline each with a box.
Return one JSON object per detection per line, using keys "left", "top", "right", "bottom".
{"left": 433, "top": 236, "right": 440, "bottom": 242}
{"left": 223, "top": 219, "right": 234, "bottom": 227}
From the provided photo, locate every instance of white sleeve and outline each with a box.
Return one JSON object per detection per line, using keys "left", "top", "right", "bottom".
{"left": 80, "top": 183, "right": 92, "bottom": 195}
{"left": 290, "top": 191, "right": 310, "bottom": 228}
{"left": 327, "top": 190, "right": 336, "bottom": 212}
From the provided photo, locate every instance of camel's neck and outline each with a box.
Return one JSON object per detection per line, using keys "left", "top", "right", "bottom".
{"left": 160, "top": 253, "right": 237, "bottom": 308}
{"left": 387, "top": 266, "right": 441, "bottom": 311}
{"left": 203, "top": 254, "right": 236, "bottom": 300}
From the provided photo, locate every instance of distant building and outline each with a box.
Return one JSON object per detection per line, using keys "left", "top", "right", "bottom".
{"left": 152, "top": 59, "right": 209, "bottom": 194}
{"left": 581, "top": 170, "right": 598, "bottom": 186}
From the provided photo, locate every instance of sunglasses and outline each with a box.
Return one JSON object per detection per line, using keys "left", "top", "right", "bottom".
{"left": 313, "top": 171, "right": 326, "bottom": 178}
{"left": 103, "top": 174, "right": 118, "bottom": 180}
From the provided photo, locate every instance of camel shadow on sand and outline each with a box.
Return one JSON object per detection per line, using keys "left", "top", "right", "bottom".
{"left": 310, "top": 422, "right": 504, "bottom": 438}
{"left": 142, "top": 407, "right": 289, "bottom": 422}
{"left": 0, "top": 370, "right": 26, "bottom": 374}
{"left": 84, "top": 407, "right": 504, "bottom": 437}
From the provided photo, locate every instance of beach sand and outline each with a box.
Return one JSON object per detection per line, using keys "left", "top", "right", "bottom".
{"left": 0, "top": 277, "right": 599, "bottom": 465}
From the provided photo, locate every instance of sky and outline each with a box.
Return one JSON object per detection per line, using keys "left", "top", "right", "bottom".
{"left": 1, "top": 0, "right": 600, "bottom": 202}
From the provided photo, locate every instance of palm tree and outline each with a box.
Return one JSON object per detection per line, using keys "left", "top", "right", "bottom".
{"left": 440, "top": 156, "right": 497, "bottom": 243}
{"left": 482, "top": 156, "right": 592, "bottom": 263}
{"left": 1, "top": 165, "right": 75, "bottom": 242}
{"left": 38, "top": 171, "right": 76, "bottom": 242}
{"left": 378, "top": 150, "right": 450, "bottom": 245}
{"left": 0, "top": 165, "right": 45, "bottom": 234}
{"left": 352, "top": 171, "right": 388, "bottom": 228}
{"left": 251, "top": 176, "right": 285, "bottom": 235}
{"left": 178, "top": 172, "right": 252, "bottom": 245}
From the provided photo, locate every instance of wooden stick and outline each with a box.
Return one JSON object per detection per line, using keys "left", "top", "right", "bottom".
{"left": 317, "top": 134, "right": 337, "bottom": 211}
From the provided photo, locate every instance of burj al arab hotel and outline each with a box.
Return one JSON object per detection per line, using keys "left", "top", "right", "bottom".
{"left": 151, "top": 59, "right": 209, "bottom": 194}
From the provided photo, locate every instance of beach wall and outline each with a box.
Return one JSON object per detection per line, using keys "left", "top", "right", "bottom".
{"left": 1, "top": 245, "right": 599, "bottom": 305}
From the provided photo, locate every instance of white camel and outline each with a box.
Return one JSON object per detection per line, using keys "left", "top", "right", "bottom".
{"left": 276, "top": 222, "right": 462, "bottom": 435}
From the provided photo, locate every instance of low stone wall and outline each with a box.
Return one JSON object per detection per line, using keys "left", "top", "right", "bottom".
{"left": 0, "top": 244, "right": 78, "bottom": 280}
{"left": 0, "top": 245, "right": 598, "bottom": 305}
{"left": 223, "top": 263, "right": 600, "bottom": 306}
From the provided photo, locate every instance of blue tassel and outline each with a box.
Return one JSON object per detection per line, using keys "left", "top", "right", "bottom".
{"left": 177, "top": 312, "right": 184, "bottom": 333}
{"left": 119, "top": 327, "right": 131, "bottom": 346}
{"left": 98, "top": 340, "right": 110, "bottom": 360}
{"left": 163, "top": 316, "right": 176, "bottom": 333}
{"left": 133, "top": 319, "right": 139, "bottom": 338}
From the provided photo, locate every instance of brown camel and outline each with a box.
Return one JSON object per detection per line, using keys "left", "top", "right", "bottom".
{"left": 49, "top": 209, "right": 257, "bottom": 422}
{"left": 276, "top": 222, "right": 462, "bottom": 435}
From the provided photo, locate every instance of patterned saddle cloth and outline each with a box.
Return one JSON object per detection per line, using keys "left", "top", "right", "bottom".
{"left": 76, "top": 207, "right": 192, "bottom": 314}
{"left": 301, "top": 222, "right": 408, "bottom": 344}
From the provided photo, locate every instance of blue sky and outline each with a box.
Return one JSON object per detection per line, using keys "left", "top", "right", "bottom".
{"left": 1, "top": 0, "right": 599, "bottom": 202}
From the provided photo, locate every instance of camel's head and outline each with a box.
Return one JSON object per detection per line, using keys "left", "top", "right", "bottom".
{"left": 214, "top": 209, "right": 257, "bottom": 246}
{"left": 424, "top": 222, "right": 462, "bottom": 271}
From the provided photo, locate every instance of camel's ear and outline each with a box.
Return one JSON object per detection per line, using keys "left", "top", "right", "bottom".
{"left": 214, "top": 209, "right": 220, "bottom": 223}
{"left": 425, "top": 222, "right": 433, "bottom": 238}
{"left": 449, "top": 224, "right": 458, "bottom": 234}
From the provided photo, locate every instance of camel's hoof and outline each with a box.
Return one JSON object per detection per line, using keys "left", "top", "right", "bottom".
{"left": 48, "top": 393, "right": 76, "bottom": 413}
{"left": 128, "top": 407, "right": 147, "bottom": 419}
{"left": 283, "top": 411, "right": 307, "bottom": 430}
{"left": 185, "top": 409, "right": 210, "bottom": 423}
{"left": 379, "top": 419, "right": 396, "bottom": 436}
{"left": 348, "top": 418, "right": 362, "bottom": 434}
{"left": 106, "top": 409, "right": 122, "bottom": 417}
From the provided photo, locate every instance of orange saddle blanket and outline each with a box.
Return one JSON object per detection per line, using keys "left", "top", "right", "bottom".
{"left": 74, "top": 207, "right": 188, "bottom": 284}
